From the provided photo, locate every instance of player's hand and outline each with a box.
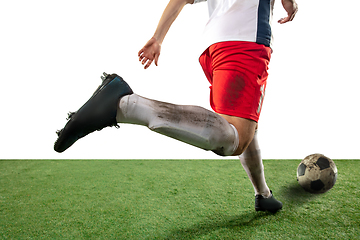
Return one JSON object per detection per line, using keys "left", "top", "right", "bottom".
{"left": 278, "top": 0, "right": 298, "bottom": 24}
{"left": 138, "top": 37, "right": 161, "bottom": 69}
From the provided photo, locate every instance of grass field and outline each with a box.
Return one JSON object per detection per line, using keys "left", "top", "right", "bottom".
{"left": 0, "top": 160, "right": 359, "bottom": 239}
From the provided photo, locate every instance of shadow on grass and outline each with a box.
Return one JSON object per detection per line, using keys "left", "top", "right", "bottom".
{"left": 164, "top": 182, "right": 319, "bottom": 239}
{"left": 163, "top": 210, "right": 272, "bottom": 240}
{"left": 279, "top": 180, "right": 320, "bottom": 208}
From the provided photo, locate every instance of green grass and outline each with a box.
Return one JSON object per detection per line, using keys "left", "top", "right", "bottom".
{"left": 0, "top": 160, "right": 359, "bottom": 239}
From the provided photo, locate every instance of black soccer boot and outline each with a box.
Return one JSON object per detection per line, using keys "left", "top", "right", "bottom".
{"left": 255, "top": 190, "right": 283, "bottom": 213}
{"left": 54, "top": 73, "right": 133, "bottom": 153}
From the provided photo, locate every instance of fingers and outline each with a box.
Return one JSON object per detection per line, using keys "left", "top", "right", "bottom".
{"left": 138, "top": 38, "right": 161, "bottom": 69}
{"left": 278, "top": 16, "right": 290, "bottom": 24}
{"left": 139, "top": 55, "right": 151, "bottom": 69}
{"left": 138, "top": 51, "right": 145, "bottom": 62}
{"left": 138, "top": 52, "right": 155, "bottom": 69}
{"left": 279, "top": 1, "right": 298, "bottom": 24}
{"left": 142, "top": 57, "right": 153, "bottom": 69}
{"left": 154, "top": 53, "right": 159, "bottom": 67}
{"left": 138, "top": 49, "right": 160, "bottom": 69}
{"left": 138, "top": 48, "right": 144, "bottom": 57}
{"left": 278, "top": 10, "right": 297, "bottom": 24}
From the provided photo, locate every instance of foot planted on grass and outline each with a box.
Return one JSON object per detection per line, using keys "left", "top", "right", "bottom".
{"left": 255, "top": 190, "right": 283, "bottom": 213}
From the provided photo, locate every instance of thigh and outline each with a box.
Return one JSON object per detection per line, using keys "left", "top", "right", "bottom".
{"left": 211, "top": 69, "right": 259, "bottom": 121}
{"left": 208, "top": 41, "right": 271, "bottom": 122}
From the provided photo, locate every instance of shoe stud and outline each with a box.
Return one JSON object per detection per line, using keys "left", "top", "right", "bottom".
{"left": 101, "top": 72, "right": 109, "bottom": 81}
{"left": 56, "top": 129, "right": 63, "bottom": 136}
{"left": 67, "top": 112, "right": 76, "bottom": 120}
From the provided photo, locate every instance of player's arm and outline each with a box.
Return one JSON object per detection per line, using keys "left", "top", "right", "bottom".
{"left": 138, "top": 0, "right": 194, "bottom": 69}
{"left": 278, "top": 0, "right": 298, "bottom": 24}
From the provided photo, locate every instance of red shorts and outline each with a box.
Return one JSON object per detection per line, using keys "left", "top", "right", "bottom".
{"left": 199, "top": 41, "right": 271, "bottom": 122}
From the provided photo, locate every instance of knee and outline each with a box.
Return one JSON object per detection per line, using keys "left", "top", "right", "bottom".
{"left": 218, "top": 116, "right": 257, "bottom": 156}
{"left": 231, "top": 127, "right": 257, "bottom": 156}
{"left": 232, "top": 141, "right": 251, "bottom": 156}
{"left": 211, "top": 123, "right": 240, "bottom": 156}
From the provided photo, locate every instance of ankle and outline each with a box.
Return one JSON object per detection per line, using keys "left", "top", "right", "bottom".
{"left": 257, "top": 189, "right": 271, "bottom": 198}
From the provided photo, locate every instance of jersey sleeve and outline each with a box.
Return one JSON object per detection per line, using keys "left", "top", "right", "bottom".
{"left": 193, "top": 0, "right": 207, "bottom": 3}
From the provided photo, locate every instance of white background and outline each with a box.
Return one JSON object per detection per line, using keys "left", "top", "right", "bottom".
{"left": 0, "top": 0, "right": 359, "bottom": 160}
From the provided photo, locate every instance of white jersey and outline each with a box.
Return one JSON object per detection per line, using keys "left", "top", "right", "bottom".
{"left": 193, "top": 0, "right": 274, "bottom": 51}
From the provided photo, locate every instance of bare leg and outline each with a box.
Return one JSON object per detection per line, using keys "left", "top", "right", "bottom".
{"left": 218, "top": 114, "right": 257, "bottom": 156}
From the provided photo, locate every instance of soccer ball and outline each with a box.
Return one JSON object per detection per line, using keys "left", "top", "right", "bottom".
{"left": 297, "top": 154, "right": 337, "bottom": 193}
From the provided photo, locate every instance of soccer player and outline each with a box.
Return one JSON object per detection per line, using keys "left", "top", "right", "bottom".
{"left": 55, "top": 0, "right": 298, "bottom": 213}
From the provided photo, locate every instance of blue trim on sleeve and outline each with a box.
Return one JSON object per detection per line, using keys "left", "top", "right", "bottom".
{"left": 256, "top": 0, "right": 272, "bottom": 47}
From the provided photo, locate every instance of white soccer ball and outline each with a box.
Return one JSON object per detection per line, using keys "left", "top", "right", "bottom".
{"left": 297, "top": 154, "right": 338, "bottom": 194}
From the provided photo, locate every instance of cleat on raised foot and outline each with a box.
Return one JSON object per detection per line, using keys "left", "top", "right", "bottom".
{"left": 54, "top": 73, "right": 133, "bottom": 153}
{"left": 56, "top": 129, "right": 62, "bottom": 136}
{"left": 255, "top": 190, "right": 283, "bottom": 213}
{"left": 67, "top": 112, "right": 76, "bottom": 120}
